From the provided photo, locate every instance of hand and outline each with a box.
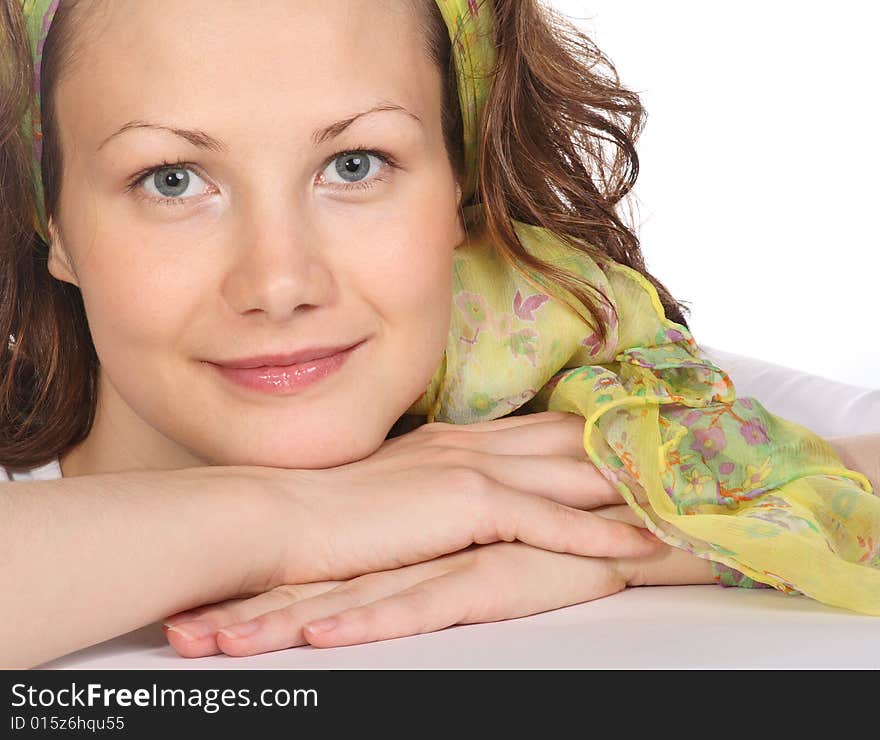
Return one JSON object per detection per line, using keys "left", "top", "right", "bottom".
{"left": 162, "top": 539, "right": 631, "bottom": 657}
{"left": 375, "top": 410, "right": 624, "bottom": 510}
{"left": 264, "top": 411, "right": 661, "bottom": 588}
{"left": 162, "top": 503, "right": 670, "bottom": 658}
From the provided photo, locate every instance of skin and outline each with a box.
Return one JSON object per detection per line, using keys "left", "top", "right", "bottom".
{"left": 47, "top": 0, "right": 464, "bottom": 476}
{"left": 162, "top": 495, "right": 715, "bottom": 658}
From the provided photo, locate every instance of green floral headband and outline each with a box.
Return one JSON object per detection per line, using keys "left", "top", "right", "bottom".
{"left": 20, "top": 0, "right": 497, "bottom": 245}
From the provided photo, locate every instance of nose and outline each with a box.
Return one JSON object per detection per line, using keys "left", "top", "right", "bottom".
{"left": 221, "top": 202, "right": 336, "bottom": 323}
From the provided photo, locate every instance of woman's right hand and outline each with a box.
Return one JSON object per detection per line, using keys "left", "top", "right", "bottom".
{"left": 260, "top": 411, "right": 660, "bottom": 589}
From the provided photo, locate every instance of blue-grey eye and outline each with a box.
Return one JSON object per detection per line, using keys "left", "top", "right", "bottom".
{"left": 329, "top": 151, "right": 380, "bottom": 184}
{"left": 138, "top": 165, "right": 210, "bottom": 203}
{"left": 322, "top": 149, "right": 388, "bottom": 187}
{"left": 152, "top": 167, "right": 190, "bottom": 197}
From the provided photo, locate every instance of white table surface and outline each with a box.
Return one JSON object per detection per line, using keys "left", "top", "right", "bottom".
{"left": 38, "top": 585, "right": 880, "bottom": 670}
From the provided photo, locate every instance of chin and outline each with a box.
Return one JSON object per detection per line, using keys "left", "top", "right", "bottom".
{"left": 212, "top": 428, "right": 385, "bottom": 470}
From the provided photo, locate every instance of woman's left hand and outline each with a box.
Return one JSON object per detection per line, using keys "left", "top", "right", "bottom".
{"left": 162, "top": 538, "right": 636, "bottom": 657}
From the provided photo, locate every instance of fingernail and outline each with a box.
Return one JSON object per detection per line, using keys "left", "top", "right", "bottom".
{"left": 218, "top": 621, "right": 260, "bottom": 639}
{"left": 303, "top": 617, "right": 338, "bottom": 635}
{"left": 166, "top": 620, "right": 214, "bottom": 640}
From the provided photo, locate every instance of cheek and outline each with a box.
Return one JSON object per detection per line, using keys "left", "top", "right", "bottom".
{"left": 72, "top": 234, "right": 207, "bottom": 360}
{"left": 350, "top": 200, "right": 459, "bottom": 330}
{"left": 358, "top": 238, "right": 454, "bottom": 358}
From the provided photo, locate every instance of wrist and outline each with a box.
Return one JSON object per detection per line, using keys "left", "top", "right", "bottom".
{"left": 195, "top": 465, "right": 301, "bottom": 596}
{"left": 591, "top": 503, "right": 715, "bottom": 587}
{"left": 619, "top": 542, "right": 715, "bottom": 587}
{"left": 588, "top": 503, "right": 647, "bottom": 586}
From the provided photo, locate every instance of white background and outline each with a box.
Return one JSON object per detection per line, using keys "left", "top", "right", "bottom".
{"left": 548, "top": 1, "right": 878, "bottom": 388}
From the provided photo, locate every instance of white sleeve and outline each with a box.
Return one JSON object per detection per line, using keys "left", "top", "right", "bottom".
{"left": 697, "top": 344, "right": 880, "bottom": 438}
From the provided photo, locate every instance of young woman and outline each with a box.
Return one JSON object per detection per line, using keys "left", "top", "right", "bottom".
{"left": 1, "top": 0, "right": 877, "bottom": 668}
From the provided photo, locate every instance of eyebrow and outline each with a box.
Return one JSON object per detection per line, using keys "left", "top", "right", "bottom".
{"left": 96, "top": 102, "right": 422, "bottom": 153}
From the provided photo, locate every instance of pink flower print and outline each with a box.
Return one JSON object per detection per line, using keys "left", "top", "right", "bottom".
{"left": 739, "top": 397, "right": 754, "bottom": 410}
{"left": 507, "top": 328, "right": 539, "bottom": 367}
{"left": 454, "top": 34, "right": 465, "bottom": 57}
{"left": 625, "top": 350, "right": 655, "bottom": 369}
{"left": 603, "top": 300, "right": 618, "bottom": 330}
{"left": 455, "top": 292, "right": 490, "bottom": 330}
{"left": 719, "top": 461, "right": 735, "bottom": 476}
{"left": 663, "top": 403, "right": 688, "bottom": 419}
{"left": 545, "top": 372, "right": 566, "bottom": 390}
{"left": 512, "top": 289, "right": 549, "bottom": 321}
{"left": 580, "top": 330, "right": 602, "bottom": 357}
{"left": 683, "top": 410, "right": 703, "bottom": 426}
{"left": 665, "top": 329, "right": 685, "bottom": 343}
{"left": 690, "top": 427, "right": 727, "bottom": 460}
{"left": 740, "top": 418, "right": 769, "bottom": 446}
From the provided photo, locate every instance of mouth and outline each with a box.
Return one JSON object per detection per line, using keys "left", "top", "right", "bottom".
{"left": 210, "top": 339, "right": 367, "bottom": 369}
{"left": 205, "top": 339, "right": 367, "bottom": 395}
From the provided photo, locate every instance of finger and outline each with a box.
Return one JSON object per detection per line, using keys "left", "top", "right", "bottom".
{"left": 423, "top": 410, "right": 577, "bottom": 433}
{"left": 377, "top": 411, "right": 575, "bottom": 457}
{"left": 430, "top": 416, "right": 590, "bottom": 459}
{"left": 163, "top": 581, "right": 342, "bottom": 630}
{"left": 162, "top": 597, "right": 253, "bottom": 658}
{"left": 472, "top": 479, "right": 663, "bottom": 559}
{"left": 215, "top": 557, "right": 469, "bottom": 657}
{"left": 302, "top": 569, "right": 478, "bottom": 648}
{"left": 302, "top": 542, "right": 628, "bottom": 648}
{"left": 163, "top": 593, "right": 267, "bottom": 628}
{"left": 163, "top": 580, "right": 343, "bottom": 658}
{"left": 441, "top": 449, "right": 622, "bottom": 509}
{"left": 387, "top": 413, "right": 619, "bottom": 508}
{"left": 162, "top": 604, "right": 224, "bottom": 627}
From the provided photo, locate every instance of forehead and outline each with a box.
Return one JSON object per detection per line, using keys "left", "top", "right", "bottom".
{"left": 57, "top": 0, "right": 438, "bottom": 149}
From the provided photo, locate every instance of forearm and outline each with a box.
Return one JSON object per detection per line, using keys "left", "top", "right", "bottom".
{"left": 0, "top": 465, "right": 280, "bottom": 668}
{"left": 826, "top": 433, "right": 880, "bottom": 492}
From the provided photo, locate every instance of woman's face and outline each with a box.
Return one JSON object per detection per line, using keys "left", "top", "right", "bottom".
{"left": 48, "top": 0, "right": 464, "bottom": 470}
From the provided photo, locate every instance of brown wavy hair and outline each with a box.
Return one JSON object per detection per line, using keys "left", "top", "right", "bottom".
{"left": 0, "top": 0, "right": 691, "bottom": 471}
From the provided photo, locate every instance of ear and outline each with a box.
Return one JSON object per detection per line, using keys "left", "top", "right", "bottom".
{"left": 45, "top": 217, "right": 80, "bottom": 287}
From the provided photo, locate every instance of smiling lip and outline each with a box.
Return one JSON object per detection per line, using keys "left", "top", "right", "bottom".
{"left": 211, "top": 340, "right": 366, "bottom": 369}
{"left": 206, "top": 339, "right": 367, "bottom": 395}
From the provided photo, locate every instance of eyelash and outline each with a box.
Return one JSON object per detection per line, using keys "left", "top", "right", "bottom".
{"left": 123, "top": 146, "right": 400, "bottom": 207}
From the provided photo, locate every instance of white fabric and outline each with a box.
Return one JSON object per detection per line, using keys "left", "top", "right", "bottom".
{"left": 697, "top": 343, "right": 880, "bottom": 437}
{"left": 1, "top": 457, "right": 61, "bottom": 482}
